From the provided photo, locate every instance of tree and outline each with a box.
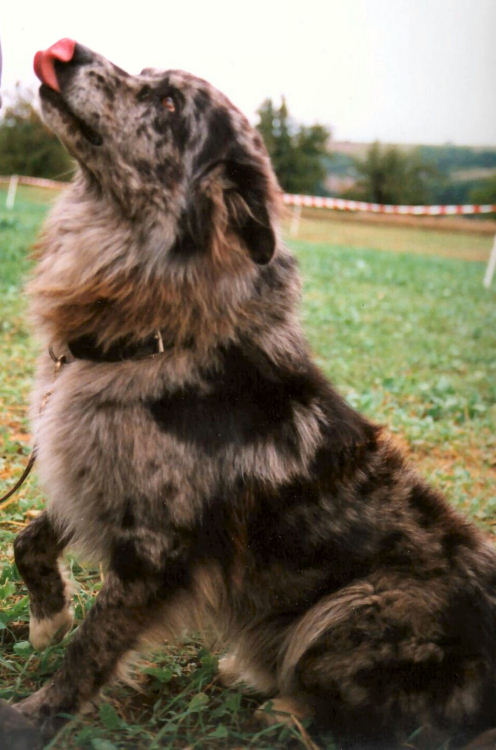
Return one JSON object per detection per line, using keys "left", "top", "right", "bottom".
{"left": 256, "top": 97, "right": 331, "bottom": 195}
{"left": 470, "top": 175, "right": 496, "bottom": 205}
{"left": 348, "top": 141, "right": 438, "bottom": 205}
{"left": 0, "top": 86, "right": 73, "bottom": 179}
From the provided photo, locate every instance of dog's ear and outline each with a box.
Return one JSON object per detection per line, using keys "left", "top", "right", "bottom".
{"left": 221, "top": 159, "right": 276, "bottom": 265}
{"left": 179, "top": 150, "right": 278, "bottom": 266}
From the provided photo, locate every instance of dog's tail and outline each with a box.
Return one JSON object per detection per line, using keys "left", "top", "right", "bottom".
{"left": 278, "top": 580, "right": 377, "bottom": 695}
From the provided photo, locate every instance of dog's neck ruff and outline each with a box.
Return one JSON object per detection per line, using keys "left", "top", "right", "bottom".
{"left": 66, "top": 330, "right": 169, "bottom": 363}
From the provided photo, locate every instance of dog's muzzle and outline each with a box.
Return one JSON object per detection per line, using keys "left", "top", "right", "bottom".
{"left": 34, "top": 39, "right": 104, "bottom": 148}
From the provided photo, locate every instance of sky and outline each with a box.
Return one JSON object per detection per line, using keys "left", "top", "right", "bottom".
{"left": 1, "top": 0, "right": 495, "bottom": 146}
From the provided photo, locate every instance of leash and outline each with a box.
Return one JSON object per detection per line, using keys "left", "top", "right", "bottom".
{"left": 0, "top": 450, "right": 37, "bottom": 507}
{"left": 0, "top": 347, "right": 67, "bottom": 509}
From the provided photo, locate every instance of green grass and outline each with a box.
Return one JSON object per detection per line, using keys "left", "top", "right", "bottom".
{"left": 1, "top": 186, "right": 495, "bottom": 749}
{"left": 296, "top": 238, "right": 496, "bottom": 521}
{"left": 284, "top": 208, "right": 495, "bottom": 261}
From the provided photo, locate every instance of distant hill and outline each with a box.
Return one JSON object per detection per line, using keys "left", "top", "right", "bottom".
{"left": 325, "top": 142, "right": 496, "bottom": 203}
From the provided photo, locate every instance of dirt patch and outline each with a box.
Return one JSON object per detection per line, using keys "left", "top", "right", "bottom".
{"left": 292, "top": 206, "right": 496, "bottom": 236}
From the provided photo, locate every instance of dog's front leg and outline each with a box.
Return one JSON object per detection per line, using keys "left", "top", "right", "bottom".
{"left": 14, "top": 525, "right": 190, "bottom": 742}
{"left": 14, "top": 511, "right": 74, "bottom": 649}
{"left": 14, "top": 560, "right": 174, "bottom": 742}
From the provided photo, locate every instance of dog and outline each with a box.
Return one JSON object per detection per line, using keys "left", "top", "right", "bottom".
{"left": 7, "top": 38, "right": 496, "bottom": 748}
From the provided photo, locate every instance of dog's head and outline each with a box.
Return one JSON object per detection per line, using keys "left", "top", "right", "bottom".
{"left": 34, "top": 39, "right": 279, "bottom": 266}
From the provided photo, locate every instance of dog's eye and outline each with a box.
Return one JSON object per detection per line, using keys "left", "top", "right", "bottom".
{"left": 162, "top": 96, "right": 176, "bottom": 113}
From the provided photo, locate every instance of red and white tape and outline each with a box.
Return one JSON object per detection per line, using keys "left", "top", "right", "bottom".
{"left": 283, "top": 193, "right": 496, "bottom": 216}
{"left": 1, "top": 177, "right": 495, "bottom": 216}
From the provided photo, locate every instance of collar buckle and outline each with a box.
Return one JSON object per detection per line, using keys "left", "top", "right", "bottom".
{"left": 155, "top": 330, "right": 165, "bottom": 354}
{"left": 48, "top": 346, "right": 67, "bottom": 373}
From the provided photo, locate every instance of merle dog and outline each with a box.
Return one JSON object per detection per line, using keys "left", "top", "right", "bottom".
{"left": 6, "top": 39, "right": 496, "bottom": 748}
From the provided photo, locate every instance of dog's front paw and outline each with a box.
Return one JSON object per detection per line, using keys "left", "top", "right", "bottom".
{"left": 29, "top": 605, "right": 74, "bottom": 650}
{"left": 218, "top": 653, "right": 240, "bottom": 687}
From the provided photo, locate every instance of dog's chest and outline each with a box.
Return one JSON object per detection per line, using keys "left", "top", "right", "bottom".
{"left": 31, "top": 346, "right": 316, "bottom": 558}
{"left": 32, "top": 363, "right": 222, "bottom": 554}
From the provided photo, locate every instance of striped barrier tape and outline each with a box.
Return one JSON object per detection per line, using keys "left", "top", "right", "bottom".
{"left": 1, "top": 176, "right": 495, "bottom": 216}
{"left": 283, "top": 193, "right": 496, "bottom": 216}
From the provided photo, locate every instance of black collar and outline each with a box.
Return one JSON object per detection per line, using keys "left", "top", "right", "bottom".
{"left": 67, "top": 331, "right": 169, "bottom": 363}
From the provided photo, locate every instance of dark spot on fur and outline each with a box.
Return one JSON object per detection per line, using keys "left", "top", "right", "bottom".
{"left": 92, "top": 74, "right": 115, "bottom": 101}
{"left": 169, "top": 189, "right": 214, "bottom": 261}
{"left": 135, "top": 160, "right": 153, "bottom": 179}
{"left": 193, "top": 89, "right": 211, "bottom": 116}
{"left": 408, "top": 482, "right": 445, "bottom": 529}
{"left": 170, "top": 117, "right": 191, "bottom": 151}
{"left": 193, "top": 494, "right": 234, "bottom": 569}
{"left": 194, "top": 107, "right": 235, "bottom": 171}
{"left": 110, "top": 528, "right": 192, "bottom": 588}
{"left": 254, "top": 260, "right": 289, "bottom": 295}
{"left": 355, "top": 657, "right": 456, "bottom": 706}
{"left": 223, "top": 158, "right": 276, "bottom": 264}
{"left": 377, "top": 530, "right": 415, "bottom": 568}
{"left": 147, "top": 343, "right": 320, "bottom": 455}
{"left": 137, "top": 85, "right": 152, "bottom": 102}
{"left": 442, "top": 527, "right": 476, "bottom": 562}
{"left": 98, "top": 509, "right": 113, "bottom": 524}
{"left": 442, "top": 586, "right": 496, "bottom": 666}
{"left": 310, "top": 418, "right": 379, "bottom": 488}
{"left": 155, "top": 161, "right": 183, "bottom": 185}
{"left": 354, "top": 454, "right": 398, "bottom": 501}
{"left": 152, "top": 116, "right": 169, "bottom": 136}
{"left": 121, "top": 498, "right": 135, "bottom": 529}
{"left": 110, "top": 539, "right": 151, "bottom": 581}
{"left": 14, "top": 514, "right": 72, "bottom": 619}
{"left": 38, "top": 562, "right": 53, "bottom": 577}
{"left": 160, "top": 481, "right": 177, "bottom": 496}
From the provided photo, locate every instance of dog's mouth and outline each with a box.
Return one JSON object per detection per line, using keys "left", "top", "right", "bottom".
{"left": 39, "top": 84, "right": 103, "bottom": 147}
{"left": 35, "top": 39, "right": 103, "bottom": 148}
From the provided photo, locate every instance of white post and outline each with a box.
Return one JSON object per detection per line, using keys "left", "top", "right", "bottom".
{"left": 483, "top": 235, "right": 496, "bottom": 289}
{"left": 290, "top": 204, "right": 302, "bottom": 237}
{"left": 6, "top": 174, "right": 19, "bottom": 210}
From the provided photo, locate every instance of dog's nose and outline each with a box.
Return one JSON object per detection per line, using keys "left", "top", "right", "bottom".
{"left": 34, "top": 38, "right": 77, "bottom": 92}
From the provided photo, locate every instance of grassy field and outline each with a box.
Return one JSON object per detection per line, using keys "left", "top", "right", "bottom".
{"left": 0, "top": 186, "right": 495, "bottom": 749}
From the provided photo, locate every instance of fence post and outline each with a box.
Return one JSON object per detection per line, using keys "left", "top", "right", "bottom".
{"left": 483, "top": 235, "right": 496, "bottom": 289}
{"left": 290, "top": 204, "right": 302, "bottom": 237}
{"left": 6, "top": 174, "right": 19, "bottom": 210}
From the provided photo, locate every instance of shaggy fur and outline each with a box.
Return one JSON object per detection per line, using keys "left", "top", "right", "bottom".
{"left": 11, "top": 41, "right": 496, "bottom": 747}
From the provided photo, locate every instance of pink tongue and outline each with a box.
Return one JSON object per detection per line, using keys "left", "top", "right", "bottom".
{"left": 33, "top": 38, "right": 77, "bottom": 92}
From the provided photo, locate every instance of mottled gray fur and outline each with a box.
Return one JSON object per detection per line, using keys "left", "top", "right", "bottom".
{"left": 10, "top": 42, "right": 496, "bottom": 749}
